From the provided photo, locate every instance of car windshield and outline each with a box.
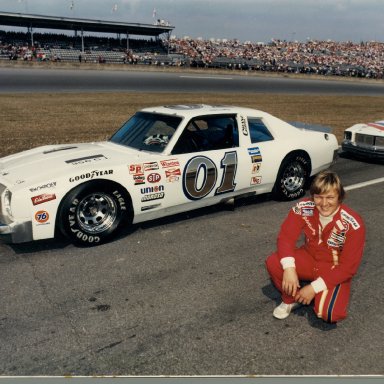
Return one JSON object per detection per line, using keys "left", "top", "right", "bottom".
{"left": 109, "top": 112, "right": 182, "bottom": 153}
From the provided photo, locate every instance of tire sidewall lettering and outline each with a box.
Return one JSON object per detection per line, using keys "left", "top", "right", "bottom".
{"left": 277, "top": 154, "right": 309, "bottom": 200}
{"left": 62, "top": 184, "right": 127, "bottom": 244}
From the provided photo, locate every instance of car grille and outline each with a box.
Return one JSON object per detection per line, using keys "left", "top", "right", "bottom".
{"left": 355, "top": 133, "right": 374, "bottom": 146}
{"left": 355, "top": 133, "right": 384, "bottom": 149}
{"left": 375, "top": 136, "right": 384, "bottom": 148}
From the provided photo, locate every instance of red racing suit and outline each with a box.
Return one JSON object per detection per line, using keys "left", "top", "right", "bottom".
{"left": 265, "top": 199, "right": 366, "bottom": 322}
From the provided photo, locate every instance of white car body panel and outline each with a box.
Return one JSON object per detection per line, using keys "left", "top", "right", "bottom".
{"left": 0, "top": 104, "right": 339, "bottom": 244}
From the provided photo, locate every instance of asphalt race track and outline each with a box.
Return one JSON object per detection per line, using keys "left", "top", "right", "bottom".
{"left": 1, "top": 66, "right": 384, "bottom": 95}
{"left": 0, "top": 66, "right": 383, "bottom": 377}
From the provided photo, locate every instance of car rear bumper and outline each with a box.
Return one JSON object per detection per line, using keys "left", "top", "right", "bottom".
{"left": 0, "top": 220, "right": 33, "bottom": 243}
{"left": 341, "top": 141, "right": 384, "bottom": 160}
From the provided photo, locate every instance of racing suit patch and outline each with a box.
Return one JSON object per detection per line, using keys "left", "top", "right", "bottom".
{"left": 340, "top": 209, "right": 360, "bottom": 230}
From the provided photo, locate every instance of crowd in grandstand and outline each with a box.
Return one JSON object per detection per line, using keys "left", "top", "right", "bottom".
{"left": 1, "top": 29, "right": 383, "bottom": 79}
{"left": 166, "top": 37, "right": 384, "bottom": 78}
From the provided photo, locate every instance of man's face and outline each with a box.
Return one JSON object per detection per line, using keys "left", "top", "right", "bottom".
{"left": 313, "top": 187, "right": 340, "bottom": 217}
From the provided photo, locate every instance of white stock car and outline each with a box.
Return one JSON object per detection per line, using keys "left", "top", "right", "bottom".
{"left": 342, "top": 120, "right": 384, "bottom": 160}
{"left": 0, "top": 104, "right": 338, "bottom": 246}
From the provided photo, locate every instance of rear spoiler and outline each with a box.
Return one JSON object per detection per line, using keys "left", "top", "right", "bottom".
{"left": 289, "top": 121, "right": 333, "bottom": 133}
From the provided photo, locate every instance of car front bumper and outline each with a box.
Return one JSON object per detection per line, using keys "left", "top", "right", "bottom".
{"left": 341, "top": 141, "right": 384, "bottom": 160}
{"left": 0, "top": 220, "right": 33, "bottom": 243}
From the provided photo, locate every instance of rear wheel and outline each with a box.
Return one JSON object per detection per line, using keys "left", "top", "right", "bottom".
{"left": 58, "top": 181, "right": 130, "bottom": 246}
{"left": 273, "top": 153, "right": 310, "bottom": 201}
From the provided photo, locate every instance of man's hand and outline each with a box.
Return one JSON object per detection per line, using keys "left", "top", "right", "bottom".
{"left": 295, "top": 285, "right": 316, "bottom": 305}
{"left": 282, "top": 267, "right": 300, "bottom": 297}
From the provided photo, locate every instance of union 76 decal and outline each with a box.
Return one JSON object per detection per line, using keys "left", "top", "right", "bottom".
{"left": 183, "top": 152, "right": 237, "bottom": 201}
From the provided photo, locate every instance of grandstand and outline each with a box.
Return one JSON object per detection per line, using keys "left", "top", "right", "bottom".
{"left": 0, "top": 11, "right": 383, "bottom": 78}
{"left": 0, "top": 11, "right": 174, "bottom": 63}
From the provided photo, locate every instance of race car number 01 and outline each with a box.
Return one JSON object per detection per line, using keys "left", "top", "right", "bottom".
{"left": 183, "top": 152, "right": 237, "bottom": 200}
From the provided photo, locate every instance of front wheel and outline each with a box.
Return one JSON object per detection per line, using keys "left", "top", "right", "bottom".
{"left": 58, "top": 182, "right": 130, "bottom": 246}
{"left": 273, "top": 153, "right": 310, "bottom": 201}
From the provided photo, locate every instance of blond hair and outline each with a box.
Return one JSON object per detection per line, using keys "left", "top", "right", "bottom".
{"left": 310, "top": 170, "right": 346, "bottom": 202}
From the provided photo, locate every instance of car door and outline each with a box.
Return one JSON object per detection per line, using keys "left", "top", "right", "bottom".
{"left": 244, "top": 116, "right": 279, "bottom": 193}
{"left": 158, "top": 114, "right": 250, "bottom": 214}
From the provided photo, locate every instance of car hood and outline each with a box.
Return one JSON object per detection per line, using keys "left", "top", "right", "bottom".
{"left": 0, "top": 141, "right": 142, "bottom": 187}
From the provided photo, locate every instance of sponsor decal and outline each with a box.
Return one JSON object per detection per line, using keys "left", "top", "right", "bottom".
{"left": 328, "top": 231, "right": 346, "bottom": 247}
{"left": 141, "top": 203, "right": 161, "bottom": 211}
{"left": 299, "top": 201, "right": 316, "bottom": 208}
{"left": 65, "top": 154, "right": 107, "bottom": 165}
{"left": 252, "top": 163, "right": 261, "bottom": 174}
{"left": 167, "top": 175, "right": 180, "bottom": 183}
{"left": 29, "top": 182, "right": 57, "bottom": 193}
{"left": 69, "top": 170, "right": 113, "bottom": 182}
{"left": 133, "top": 174, "right": 145, "bottom": 185}
{"left": 251, "top": 155, "right": 263, "bottom": 163}
{"left": 165, "top": 168, "right": 181, "bottom": 182}
{"left": 160, "top": 159, "right": 180, "bottom": 168}
{"left": 141, "top": 185, "right": 164, "bottom": 194}
{"left": 250, "top": 176, "right": 262, "bottom": 185}
{"left": 248, "top": 147, "right": 261, "bottom": 156}
{"left": 241, "top": 115, "right": 248, "bottom": 136}
{"left": 129, "top": 164, "right": 143, "bottom": 174}
{"left": 141, "top": 192, "right": 165, "bottom": 202}
{"left": 31, "top": 193, "right": 56, "bottom": 206}
{"left": 147, "top": 173, "right": 161, "bottom": 183}
{"left": 34, "top": 210, "right": 50, "bottom": 224}
{"left": 143, "top": 162, "right": 159, "bottom": 171}
{"left": 327, "top": 220, "right": 349, "bottom": 249}
{"left": 165, "top": 168, "right": 181, "bottom": 178}
{"left": 302, "top": 208, "right": 314, "bottom": 217}
{"left": 340, "top": 209, "right": 360, "bottom": 230}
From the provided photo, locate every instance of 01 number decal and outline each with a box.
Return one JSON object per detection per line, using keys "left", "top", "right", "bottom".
{"left": 183, "top": 152, "right": 237, "bottom": 200}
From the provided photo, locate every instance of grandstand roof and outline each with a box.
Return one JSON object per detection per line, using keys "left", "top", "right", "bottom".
{"left": 0, "top": 11, "right": 174, "bottom": 37}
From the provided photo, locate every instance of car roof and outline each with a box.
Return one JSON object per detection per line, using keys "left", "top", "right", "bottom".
{"left": 140, "top": 104, "right": 270, "bottom": 118}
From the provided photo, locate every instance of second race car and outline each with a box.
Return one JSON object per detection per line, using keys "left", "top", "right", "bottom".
{"left": 342, "top": 120, "right": 384, "bottom": 160}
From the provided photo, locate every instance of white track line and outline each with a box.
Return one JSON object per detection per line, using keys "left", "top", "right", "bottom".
{"left": 179, "top": 75, "right": 233, "bottom": 80}
{"left": 345, "top": 177, "right": 384, "bottom": 191}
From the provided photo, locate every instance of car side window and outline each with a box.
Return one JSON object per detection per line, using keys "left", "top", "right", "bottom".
{"left": 248, "top": 118, "right": 274, "bottom": 143}
{"left": 172, "top": 115, "right": 239, "bottom": 154}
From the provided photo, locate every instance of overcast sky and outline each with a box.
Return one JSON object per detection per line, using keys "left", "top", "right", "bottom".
{"left": 1, "top": 0, "right": 383, "bottom": 42}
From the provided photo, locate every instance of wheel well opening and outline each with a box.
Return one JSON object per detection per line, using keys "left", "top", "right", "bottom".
{"left": 282, "top": 150, "right": 312, "bottom": 175}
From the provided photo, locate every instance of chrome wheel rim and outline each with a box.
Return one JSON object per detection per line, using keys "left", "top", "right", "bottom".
{"left": 281, "top": 162, "right": 305, "bottom": 192}
{"left": 76, "top": 192, "right": 117, "bottom": 234}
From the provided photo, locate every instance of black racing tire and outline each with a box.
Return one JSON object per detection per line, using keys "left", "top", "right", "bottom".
{"left": 58, "top": 181, "right": 130, "bottom": 246}
{"left": 272, "top": 153, "right": 310, "bottom": 201}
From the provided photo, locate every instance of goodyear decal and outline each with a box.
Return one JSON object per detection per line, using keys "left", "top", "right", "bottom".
{"left": 340, "top": 209, "right": 360, "bottom": 230}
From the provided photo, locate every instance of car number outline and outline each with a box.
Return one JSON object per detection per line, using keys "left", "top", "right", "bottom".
{"left": 183, "top": 151, "right": 238, "bottom": 201}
